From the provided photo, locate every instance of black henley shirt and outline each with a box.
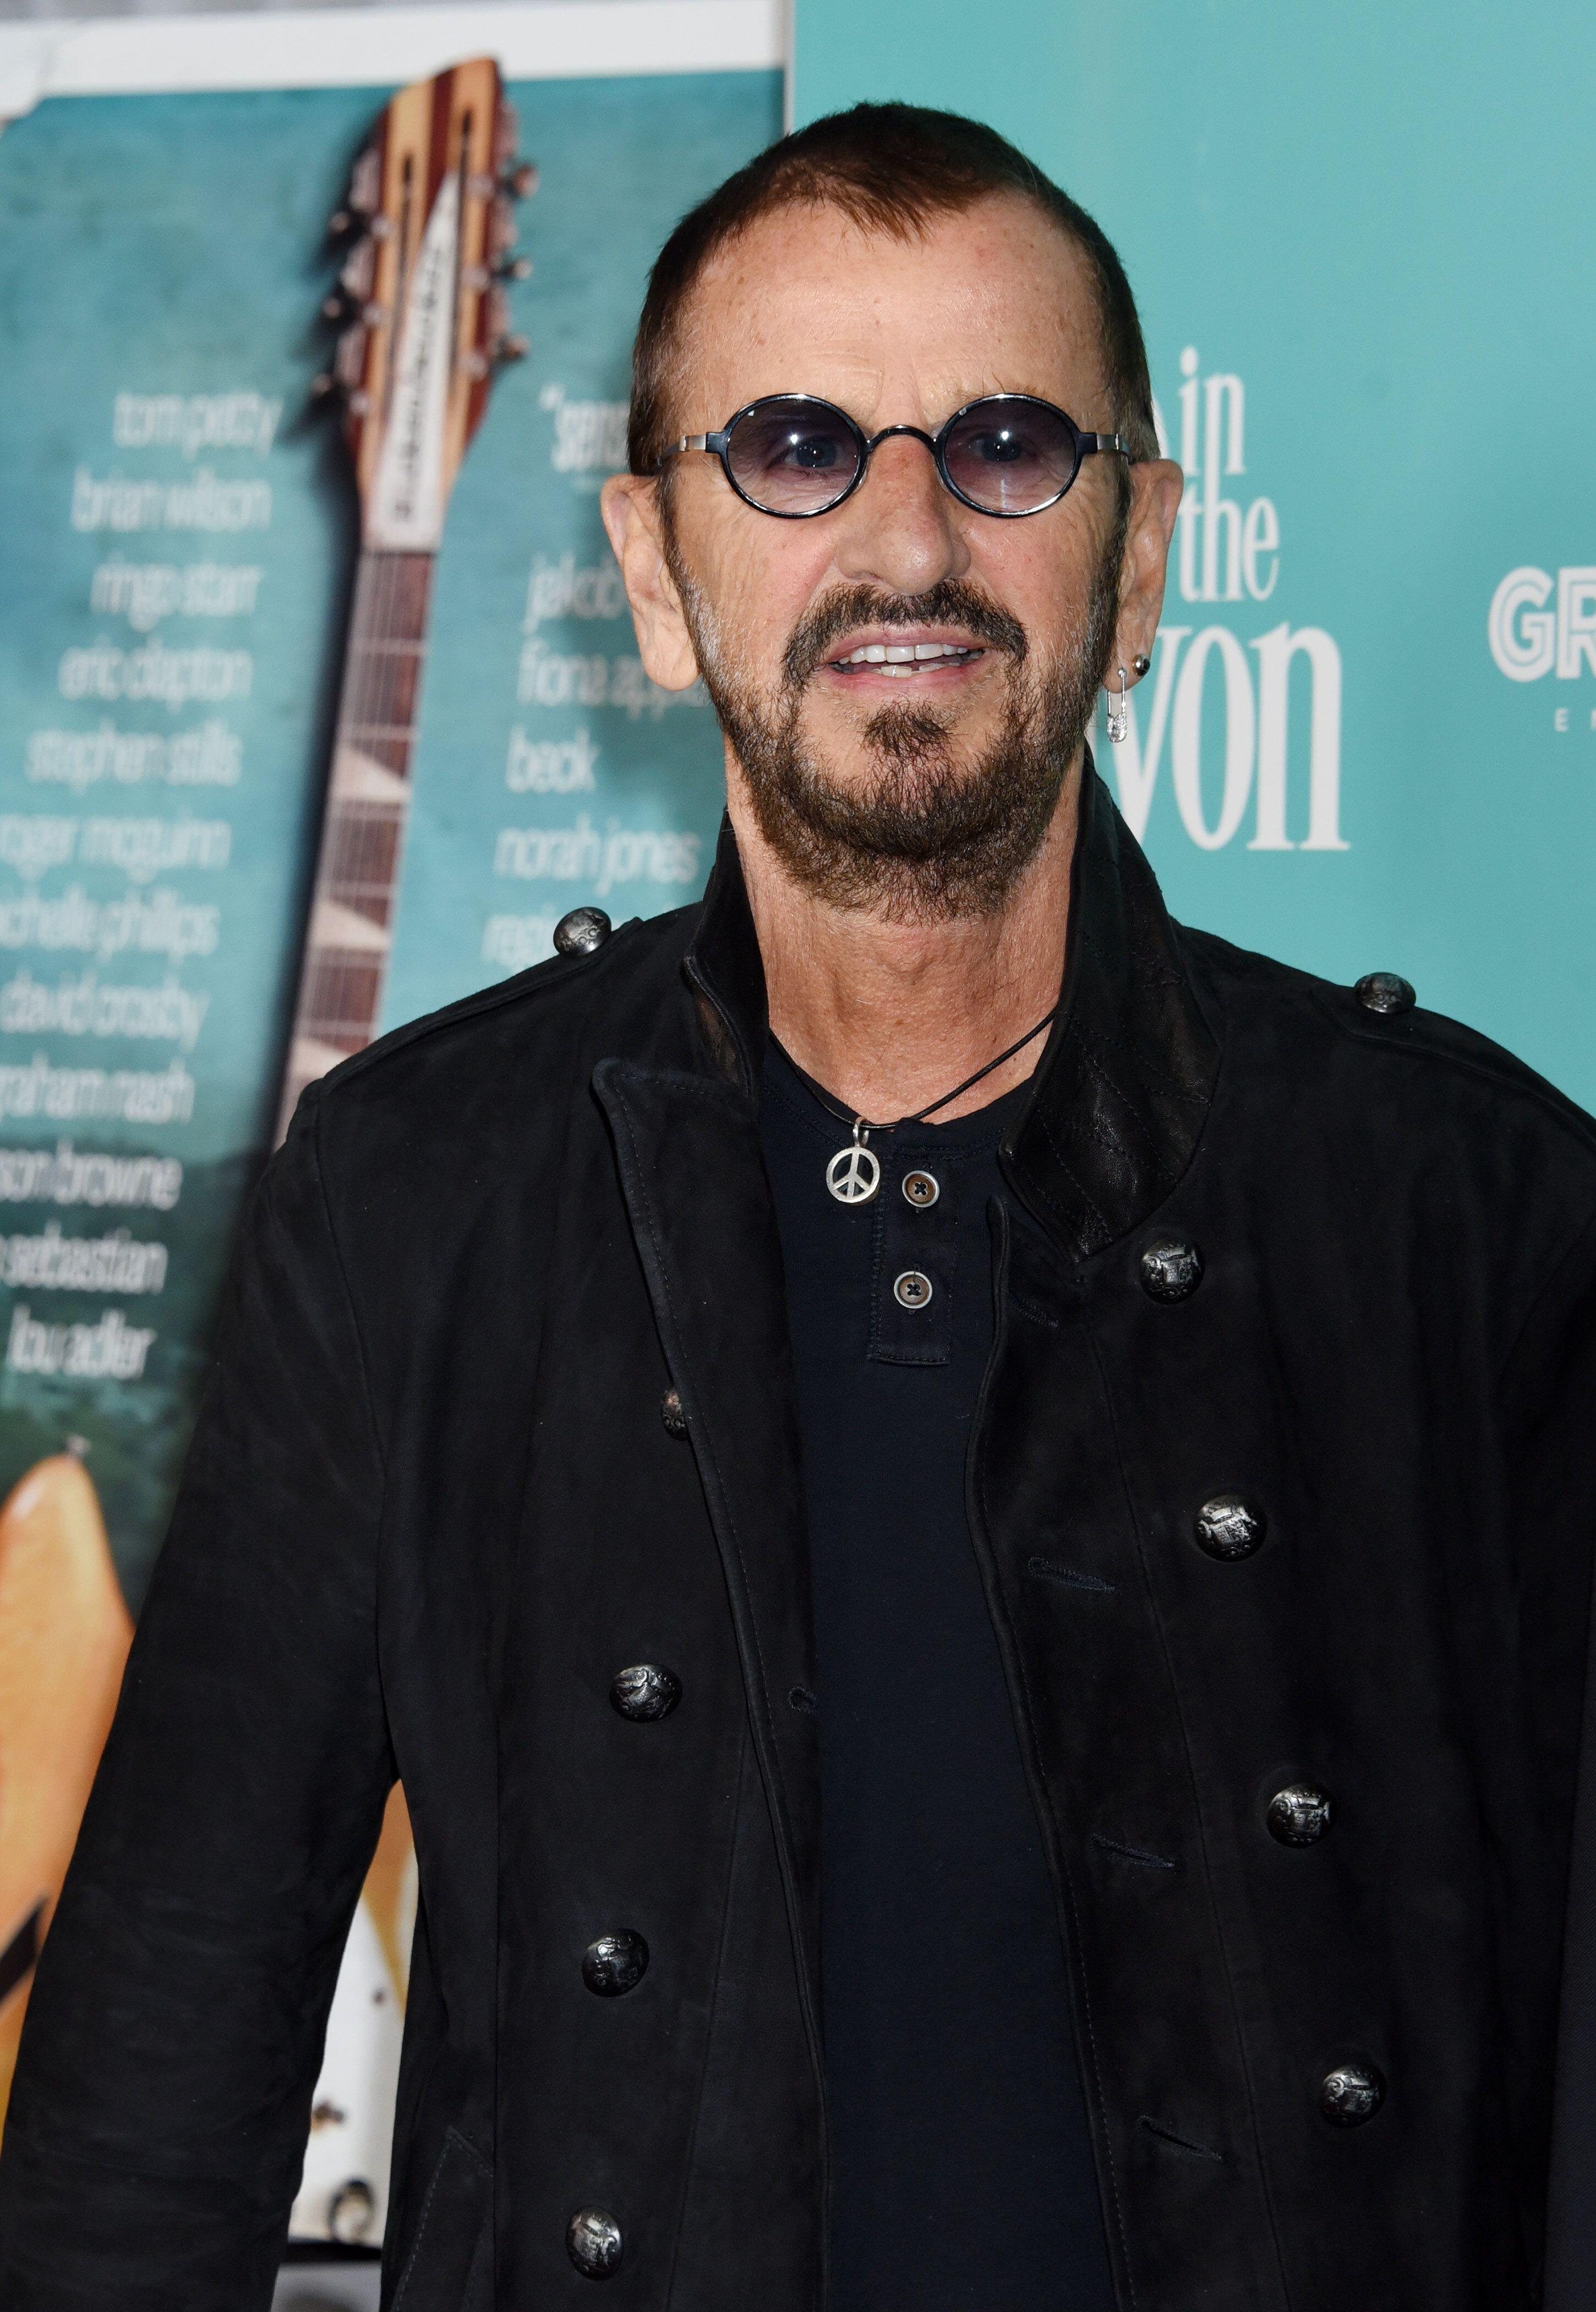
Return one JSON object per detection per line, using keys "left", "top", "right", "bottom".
{"left": 759, "top": 1044, "right": 1114, "bottom": 2312}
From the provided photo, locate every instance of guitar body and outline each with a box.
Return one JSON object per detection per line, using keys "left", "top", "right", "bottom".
{"left": 0, "top": 1455, "right": 132, "bottom": 2130}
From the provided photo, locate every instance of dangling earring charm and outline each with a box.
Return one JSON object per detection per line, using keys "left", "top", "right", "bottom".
{"left": 1106, "top": 666, "right": 1129, "bottom": 745}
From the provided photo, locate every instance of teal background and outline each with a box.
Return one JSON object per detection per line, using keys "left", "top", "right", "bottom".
{"left": 0, "top": 70, "right": 779, "bottom": 1602}
{"left": 796, "top": 1, "right": 1596, "bottom": 1108}
{"left": 3, "top": 9, "right": 1593, "bottom": 1599}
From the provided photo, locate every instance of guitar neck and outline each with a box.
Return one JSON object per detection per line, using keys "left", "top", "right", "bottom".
{"left": 275, "top": 547, "right": 435, "bottom": 1141}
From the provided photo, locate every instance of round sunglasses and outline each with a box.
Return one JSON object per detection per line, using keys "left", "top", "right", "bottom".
{"left": 660, "top": 392, "right": 1129, "bottom": 520}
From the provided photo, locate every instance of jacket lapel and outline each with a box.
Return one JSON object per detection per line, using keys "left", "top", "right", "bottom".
{"left": 1003, "top": 766, "right": 1221, "bottom": 1256}
{"left": 593, "top": 1050, "right": 824, "bottom": 2083}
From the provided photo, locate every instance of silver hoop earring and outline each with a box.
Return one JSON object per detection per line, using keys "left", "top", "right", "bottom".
{"left": 1106, "top": 666, "right": 1129, "bottom": 745}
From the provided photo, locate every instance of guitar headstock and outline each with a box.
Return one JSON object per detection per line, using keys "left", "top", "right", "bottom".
{"left": 313, "top": 58, "right": 535, "bottom": 550}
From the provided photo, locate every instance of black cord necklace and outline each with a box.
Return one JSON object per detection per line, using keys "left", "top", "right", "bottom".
{"left": 785, "top": 1007, "right": 1058, "bottom": 1206}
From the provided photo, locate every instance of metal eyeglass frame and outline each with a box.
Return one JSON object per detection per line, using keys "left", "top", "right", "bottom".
{"left": 660, "top": 391, "right": 1130, "bottom": 520}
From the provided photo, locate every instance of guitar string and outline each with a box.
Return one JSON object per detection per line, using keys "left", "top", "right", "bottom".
{"left": 303, "top": 530, "right": 439, "bottom": 1054}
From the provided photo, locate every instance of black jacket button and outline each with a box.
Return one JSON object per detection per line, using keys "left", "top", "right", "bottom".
{"left": 1267, "top": 1784, "right": 1334, "bottom": 1845}
{"left": 610, "top": 1664, "right": 682, "bottom": 1722}
{"left": 1140, "top": 1234, "right": 1204, "bottom": 1301}
{"left": 1354, "top": 970, "right": 1414, "bottom": 1015}
{"left": 567, "top": 2207, "right": 624, "bottom": 2278}
{"left": 554, "top": 907, "right": 611, "bottom": 956}
{"left": 1319, "top": 2063, "right": 1384, "bottom": 2125}
{"left": 1194, "top": 1495, "right": 1267, "bottom": 1560}
{"left": 660, "top": 1386, "right": 688, "bottom": 1438}
{"left": 582, "top": 1930, "right": 649, "bottom": 1996}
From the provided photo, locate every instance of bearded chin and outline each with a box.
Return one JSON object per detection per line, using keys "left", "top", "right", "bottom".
{"left": 671, "top": 539, "right": 1121, "bottom": 924}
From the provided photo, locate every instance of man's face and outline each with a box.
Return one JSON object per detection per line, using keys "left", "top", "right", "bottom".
{"left": 604, "top": 192, "right": 1178, "bottom": 918}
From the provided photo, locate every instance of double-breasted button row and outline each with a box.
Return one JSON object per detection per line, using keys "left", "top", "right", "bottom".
{"left": 572, "top": 1665, "right": 674, "bottom": 2273}
{"left": 1132, "top": 1230, "right": 1380, "bottom": 2127}
{"left": 1138, "top": 1241, "right": 1265, "bottom": 1561}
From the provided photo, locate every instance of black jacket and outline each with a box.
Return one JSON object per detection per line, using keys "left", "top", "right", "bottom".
{"left": 4, "top": 771, "right": 1596, "bottom": 2312}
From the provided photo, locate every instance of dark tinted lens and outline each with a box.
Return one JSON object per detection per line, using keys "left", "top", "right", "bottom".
{"left": 942, "top": 399, "right": 1079, "bottom": 513}
{"left": 724, "top": 398, "right": 862, "bottom": 513}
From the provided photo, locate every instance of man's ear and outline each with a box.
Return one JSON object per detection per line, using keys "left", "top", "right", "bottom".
{"left": 601, "top": 473, "right": 702, "bottom": 693}
{"left": 1109, "top": 457, "right": 1185, "bottom": 678}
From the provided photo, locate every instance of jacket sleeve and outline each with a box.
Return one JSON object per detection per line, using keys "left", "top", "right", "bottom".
{"left": 0, "top": 1088, "right": 394, "bottom": 2311}
{"left": 1520, "top": 1206, "right": 1596, "bottom": 2307}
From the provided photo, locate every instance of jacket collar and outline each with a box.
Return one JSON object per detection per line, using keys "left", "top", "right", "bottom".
{"left": 682, "top": 759, "right": 1220, "bottom": 1262}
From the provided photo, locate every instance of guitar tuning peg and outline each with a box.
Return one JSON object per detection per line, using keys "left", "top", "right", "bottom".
{"left": 310, "top": 371, "right": 338, "bottom": 400}
{"left": 484, "top": 286, "right": 510, "bottom": 342}
{"left": 348, "top": 148, "right": 381, "bottom": 214}
{"left": 496, "top": 334, "right": 531, "bottom": 364}
{"left": 463, "top": 350, "right": 491, "bottom": 382}
{"left": 489, "top": 197, "right": 518, "bottom": 256}
{"left": 334, "top": 325, "right": 368, "bottom": 389}
{"left": 505, "top": 161, "right": 539, "bottom": 199}
{"left": 329, "top": 149, "right": 381, "bottom": 234}
{"left": 348, "top": 388, "right": 373, "bottom": 417}
{"left": 340, "top": 241, "right": 376, "bottom": 297}
{"left": 320, "top": 293, "right": 346, "bottom": 321}
{"left": 467, "top": 170, "right": 498, "bottom": 201}
{"left": 497, "top": 255, "right": 532, "bottom": 281}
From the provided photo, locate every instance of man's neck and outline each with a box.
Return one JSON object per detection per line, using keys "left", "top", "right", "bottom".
{"left": 726, "top": 753, "right": 1081, "bottom": 1125}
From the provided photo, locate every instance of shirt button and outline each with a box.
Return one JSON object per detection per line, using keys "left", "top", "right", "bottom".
{"left": 901, "top": 1168, "right": 940, "bottom": 1208}
{"left": 893, "top": 1270, "right": 934, "bottom": 1310}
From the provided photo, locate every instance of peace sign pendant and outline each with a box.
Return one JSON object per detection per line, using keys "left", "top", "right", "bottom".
{"left": 826, "top": 1121, "right": 881, "bottom": 1206}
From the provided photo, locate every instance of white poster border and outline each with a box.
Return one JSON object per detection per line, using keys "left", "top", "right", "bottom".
{"left": 0, "top": 0, "right": 785, "bottom": 118}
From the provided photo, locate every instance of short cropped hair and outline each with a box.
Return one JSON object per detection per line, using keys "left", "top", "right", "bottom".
{"left": 627, "top": 101, "right": 1159, "bottom": 480}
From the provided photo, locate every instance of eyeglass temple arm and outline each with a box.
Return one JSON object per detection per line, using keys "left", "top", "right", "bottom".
{"left": 1080, "top": 433, "right": 1131, "bottom": 456}
{"left": 661, "top": 432, "right": 731, "bottom": 462}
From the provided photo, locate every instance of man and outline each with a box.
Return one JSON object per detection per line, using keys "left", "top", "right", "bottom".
{"left": 3, "top": 100, "right": 1595, "bottom": 2312}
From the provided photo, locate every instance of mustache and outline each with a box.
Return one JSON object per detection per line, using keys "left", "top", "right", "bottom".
{"left": 781, "top": 580, "right": 1029, "bottom": 691}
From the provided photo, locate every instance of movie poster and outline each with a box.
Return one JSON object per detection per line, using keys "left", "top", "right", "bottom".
{"left": 0, "top": 18, "right": 781, "bottom": 2249}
